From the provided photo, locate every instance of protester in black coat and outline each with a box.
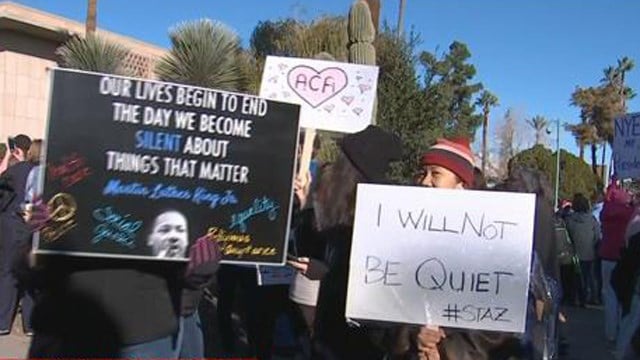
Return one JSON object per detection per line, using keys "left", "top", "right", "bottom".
{"left": 288, "top": 126, "right": 402, "bottom": 359}
{"left": 0, "top": 134, "right": 34, "bottom": 334}
{"left": 23, "top": 204, "right": 220, "bottom": 358}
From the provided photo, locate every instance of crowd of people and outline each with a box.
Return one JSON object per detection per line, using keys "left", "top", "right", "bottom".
{"left": 0, "top": 127, "right": 638, "bottom": 359}
{"left": 555, "top": 181, "right": 640, "bottom": 359}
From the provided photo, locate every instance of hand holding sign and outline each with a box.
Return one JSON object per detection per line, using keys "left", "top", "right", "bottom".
{"left": 26, "top": 196, "right": 52, "bottom": 231}
{"left": 294, "top": 170, "right": 312, "bottom": 209}
{"left": 287, "top": 256, "right": 329, "bottom": 281}
{"left": 417, "top": 326, "right": 446, "bottom": 355}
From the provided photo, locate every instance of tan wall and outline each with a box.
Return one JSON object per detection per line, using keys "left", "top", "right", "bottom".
{"left": 0, "top": 2, "right": 166, "bottom": 142}
{"left": 0, "top": 50, "right": 55, "bottom": 141}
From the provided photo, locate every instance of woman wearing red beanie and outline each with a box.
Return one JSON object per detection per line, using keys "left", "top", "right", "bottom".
{"left": 412, "top": 137, "right": 476, "bottom": 359}
{"left": 417, "top": 138, "right": 475, "bottom": 190}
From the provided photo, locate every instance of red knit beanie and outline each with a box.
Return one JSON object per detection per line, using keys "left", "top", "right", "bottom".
{"left": 421, "top": 137, "right": 475, "bottom": 186}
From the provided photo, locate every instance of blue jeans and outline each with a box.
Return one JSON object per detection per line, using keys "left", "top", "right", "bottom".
{"left": 177, "top": 312, "right": 204, "bottom": 358}
{"left": 120, "top": 333, "right": 179, "bottom": 358}
{"left": 602, "top": 260, "right": 621, "bottom": 341}
{"left": 617, "top": 293, "right": 640, "bottom": 359}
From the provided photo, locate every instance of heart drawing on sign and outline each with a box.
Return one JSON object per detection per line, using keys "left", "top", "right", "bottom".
{"left": 287, "top": 66, "right": 348, "bottom": 108}
{"left": 323, "top": 104, "right": 335, "bottom": 113}
{"left": 352, "top": 107, "right": 363, "bottom": 116}
{"left": 358, "top": 84, "right": 372, "bottom": 93}
{"left": 341, "top": 96, "right": 354, "bottom": 105}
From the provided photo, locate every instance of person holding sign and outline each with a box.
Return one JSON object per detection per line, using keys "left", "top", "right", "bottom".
{"left": 411, "top": 138, "right": 481, "bottom": 359}
{"left": 412, "top": 139, "right": 550, "bottom": 359}
{"left": 288, "top": 125, "right": 402, "bottom": 359}
{"left": 21, "top": 201, "right": 220, "bottom": 358}
{"left": 0, "top": 135, "right": 34, "bottom": 335}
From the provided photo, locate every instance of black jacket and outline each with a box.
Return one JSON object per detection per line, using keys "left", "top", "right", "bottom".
{"left": 0, "top": 161, "right": 33, "bottom": 214}
{"left": 313, "top": 225, "right": 387, "bottom": 359}
{"left": 27, "top": 256, "right": 183, "bottom": 357}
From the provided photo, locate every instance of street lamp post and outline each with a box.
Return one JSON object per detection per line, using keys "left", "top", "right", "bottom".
{"left": 553, "top": 119, "right": 561, "bottom": 210}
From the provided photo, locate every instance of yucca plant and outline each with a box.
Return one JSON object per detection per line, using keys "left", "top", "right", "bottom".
{"left": 155, "top": 19, "right": 247, "bottom": 91}
{"left": 56, "top": 34, "right": 130, "bottom": 75}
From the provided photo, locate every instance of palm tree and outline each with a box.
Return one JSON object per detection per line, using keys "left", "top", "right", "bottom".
{"left": 571, "top": 86, "right": 602, "bottom": 174}
{"left": 56, "top": 34, "right": 130, "bottom": 75}
{"left": 476, "top": 90, "right": 498, "bottom": 174}
{"left": 526, "top": 115, "right": 550, "bottom": 146}
{"left": 156, "top": 19, "right": 248, "bottom": 91}
{"left": 617, "top": 57, "right": 635, "bottom": 111}
{"left": 565, "top": 120, "right": 597, "bottom": 162}
{"left": 601, "top": 66, "right": 619, "bottom": 87}
{"left": 598, "top": 59, "right": 635, "bottom": 174}
{"left": 564, "top": 122, "right": 586, "bottom": 160}
{"left": 86, "top": 0, "right": 97, "bottom": 35}
{"left": 601, "top": 57, "right": 635, "bottom": 112}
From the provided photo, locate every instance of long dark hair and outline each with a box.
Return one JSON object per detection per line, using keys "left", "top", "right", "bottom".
{"left": 313, "top": 151, "right": 364, "bottom": 231}
{"left": 496, "top": 166, "right": 558, "bottom": 279}
{"left": 497, "top": 165, "right": 554, "bottom": 206}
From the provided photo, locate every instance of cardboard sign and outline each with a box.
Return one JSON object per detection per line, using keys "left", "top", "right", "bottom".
{"left": 346, "top": 184, "right": 535, "bottom": 333}
{"left": 36, "top": 69, "right": 300, "bottom": 264}
{"left": 613, "top": 112, "right": 640, "bottom": 179}
{"left": 259, "top": 56, "right": 378, "bottom": 133}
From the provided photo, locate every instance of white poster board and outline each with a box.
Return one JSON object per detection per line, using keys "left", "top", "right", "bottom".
{"left": 346, "top": 184, "right": 536, "bottom": 333}
{"left": 613, "top": 112, "right": 640, "bottom": 179}
{"left": 259, "top": 56, "right": 378, "bottom": 133}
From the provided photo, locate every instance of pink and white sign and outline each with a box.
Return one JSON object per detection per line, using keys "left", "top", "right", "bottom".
{"left": 259, "top": 56, "right": 379, "bottom": 133}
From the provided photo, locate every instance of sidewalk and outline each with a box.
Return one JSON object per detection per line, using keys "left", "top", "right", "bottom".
{"left": 560, "top": 305, "right": 613, "bottom": 359}
{"left": 0, "top": 314, "right": 30, "bottom": 358}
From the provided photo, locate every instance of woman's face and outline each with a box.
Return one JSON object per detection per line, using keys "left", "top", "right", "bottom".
{"left": 148, "top": 211, "right": 188, "bottom": 258}
{"left": 418, "top": 165, "right": 464, "bottom": 189}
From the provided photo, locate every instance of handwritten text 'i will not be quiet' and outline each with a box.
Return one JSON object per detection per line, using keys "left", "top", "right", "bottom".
{"left": 375, "top": 204, "right": 519, "bottom": 241}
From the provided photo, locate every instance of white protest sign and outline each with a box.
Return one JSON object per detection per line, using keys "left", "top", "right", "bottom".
{"left": 346, "top": 184, "right": 535, "bottom": 333}
{"left": 613, "top": 112, "right": 640, "bottom": 179}
{"left": 259, "top": 56, "right": 378, "bottom": 133}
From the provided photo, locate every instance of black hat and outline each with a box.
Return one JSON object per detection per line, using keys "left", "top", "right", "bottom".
{"left": 339, "top": 125, "right": 403, "bottom": 182}
{"left": 11, "top": 134, "right": 32, "bottom": 153}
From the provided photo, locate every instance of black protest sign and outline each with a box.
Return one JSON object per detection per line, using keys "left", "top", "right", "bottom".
{"left": 36, "top": 69, "right": 300, "bottom": 264}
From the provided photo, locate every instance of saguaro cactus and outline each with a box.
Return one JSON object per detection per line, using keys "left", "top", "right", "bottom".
{"left": 348, "top": 0, "right": 377, "bottom": 123}
{"left": 348, "top": 1, "right": 376, "bottom": 64}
